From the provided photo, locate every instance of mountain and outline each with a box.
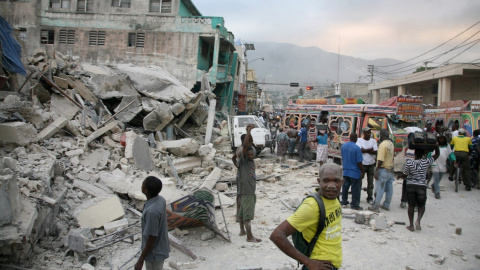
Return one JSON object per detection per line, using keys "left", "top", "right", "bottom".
{"left": 245, "top": 42, "right": 403, "bottom": 85}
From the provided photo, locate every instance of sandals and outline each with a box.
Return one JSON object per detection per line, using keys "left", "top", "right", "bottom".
{"left": 415, "top": 221, "right": 422, "bottom": 231}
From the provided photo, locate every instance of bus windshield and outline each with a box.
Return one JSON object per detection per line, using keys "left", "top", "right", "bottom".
{"left": 389, "top": 119, "right": 424, "bottom": 134}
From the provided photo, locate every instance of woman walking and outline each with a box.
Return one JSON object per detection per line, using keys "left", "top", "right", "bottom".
{"left": 430, "top": 135, "right": 456, "bottom": 199}
{"left": 398, "top": 146, "right": 439, "bottom": 232}
{"left": 276, "top": 127, "right": 289, "bottom": 162}
{"left": 311, "top": 128, "right": 329, "bottom": 166}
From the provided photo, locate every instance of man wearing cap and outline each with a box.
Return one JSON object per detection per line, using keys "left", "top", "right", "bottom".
{"left": 368, "top": 129, "right": 394, "bottom": 212}
{"left": 450, "top": 128, "right": 473, "bottom": 191}
{"left": 356, "top": 127, "right": 378, "bottom": 204}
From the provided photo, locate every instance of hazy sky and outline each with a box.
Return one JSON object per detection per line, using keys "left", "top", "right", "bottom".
{"left": 194, "top": 0, "right": 480, "bottom": 63}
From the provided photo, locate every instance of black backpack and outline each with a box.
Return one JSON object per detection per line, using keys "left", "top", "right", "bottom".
{"left": 291, "top": 192, "right": 326, "bottom": 264}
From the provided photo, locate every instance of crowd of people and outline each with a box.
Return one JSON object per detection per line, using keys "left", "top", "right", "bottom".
{"left": 133, "top": 118, "right": 480, "bottom": 270}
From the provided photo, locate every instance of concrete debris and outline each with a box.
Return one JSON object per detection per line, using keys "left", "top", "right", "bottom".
{"left": 132, "top": 136, "right": 154, "bottom": 171}
{"left": 76, "top": 196, "right": 125, "bottom": 228}
{"left": 0, "top": 51, "right": 240, "bottom": 267}
{"left": 162, "top": 138, "right": 200, "bottom": 157}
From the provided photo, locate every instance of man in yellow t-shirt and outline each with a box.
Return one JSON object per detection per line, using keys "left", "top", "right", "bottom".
{"left": 270, "top": 163, "right": 344, "bottom": 270}
{"left": 450, "top": 128, "right": 473, "bottom": 190}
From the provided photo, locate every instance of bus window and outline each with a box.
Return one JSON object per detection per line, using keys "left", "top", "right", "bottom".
{"left": 330, "top": 116, "right": 353, "bottom": 136}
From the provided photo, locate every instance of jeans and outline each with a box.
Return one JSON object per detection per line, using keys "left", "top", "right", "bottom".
{"left": 341, "top": 176, "right": 362, "bottom": 208}
{"left": 372, "top": 168, "right": 394, "bottom": 209}
{"left": 432, "top": 171, "right": 444, "bottom": 195}
{"left": 145, "top": 260, "right": 165, "bottom": 270}
{"left": 364, "top": 164, "right": 375, "bottom": 200}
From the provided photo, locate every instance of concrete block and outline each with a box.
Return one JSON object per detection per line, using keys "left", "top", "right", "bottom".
{"left": 114, "top": 95, "right": 142, "bottom": 123}
{"left": 50, "top": 94, "right": 79, "bottom": 120}
{"left": 165, "top": 157, "right": 202, "bottom": 175}
{"left": 132, "top": 136, "right": 154, "bottom": 171}
{"left": 0, "top": 122, "right": 38, "bottom": 146}
{"left": 197, "top": 145, "right": 212, "bottom": 157}
{"left": 143, "top": 102, "right": 174, "bottom": 132}
{"left": 171, "top": 103, "right": 185, "bottom": 116}
{"left": 287, "top": 159, "right": 299, "bottom": 165}
{"left": 99, "top": 170, "right": 132, "bottom": 194}
{"left": 374, "top": 216, "right": 387, "bottom": 230}
{"left": 3, "top": 157, "right": 17, "bottom": 170}
{"left": 37, "top": 116, "right": 68, "bottom": 141}
{"left": 65, "top": 149, "right": 84, "bottom": 157}
{"left": 128, "top": 179, "right": 147, "bottom": 201}
{"left": 79, "top": 149, "right": 111, "bottom": 169}
{"left": 200, "top": 167, "right": 223, "bottom": 190}
{"left": 141, "top": 97, "right": 160, "bottom": 112}
{"left": 103, "top": 218, "right": 129, "bottom": 234}
{"left": 124, "top": 130, "right": 138, "bottom": 159}
{"left": 162, "top": 138, "right": 200, "bottom": 157}
{"left": 215, "top": 182, "right": 229, "bottom": 191}
{"left": 76, "top": 196, "right": 125, "bottom": 228}
{"left": 0, "top": 174, "right": 22, "bottom": 226}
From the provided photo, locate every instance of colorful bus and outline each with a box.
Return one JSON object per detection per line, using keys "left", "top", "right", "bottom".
{"left": 424, "top": 100, "right": 480, "bottom": 137}
{"left": 283, "top": 96, "right": 424, "bottom": 162}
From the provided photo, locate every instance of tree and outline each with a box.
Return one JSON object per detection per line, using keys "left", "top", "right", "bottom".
{"left": 298, "top": 88, "right": 304, "bottom": 97}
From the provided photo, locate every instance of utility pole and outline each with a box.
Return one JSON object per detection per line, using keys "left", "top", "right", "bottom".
{"left": 368, "top": 65, "right": 374, "bottom": 83}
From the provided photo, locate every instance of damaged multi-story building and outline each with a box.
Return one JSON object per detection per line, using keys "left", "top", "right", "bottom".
{"left": 1, "top": 0, "right": 246, "bottom": 115}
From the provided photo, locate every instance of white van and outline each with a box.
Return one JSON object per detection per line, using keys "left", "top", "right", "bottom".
{"left": 227, "top": 115, "right": 272, "bottom": 154}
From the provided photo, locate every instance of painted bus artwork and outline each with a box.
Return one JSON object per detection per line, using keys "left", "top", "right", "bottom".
{"left": 283, "top": 95, "right": 425, "bottom": 163}
{"left": 424, "top": 100, "right": 480, "bottom": 137}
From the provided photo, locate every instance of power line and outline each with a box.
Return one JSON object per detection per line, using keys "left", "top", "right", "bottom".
{"left": 376, "top": 19, "right": 480, "bottom": 68}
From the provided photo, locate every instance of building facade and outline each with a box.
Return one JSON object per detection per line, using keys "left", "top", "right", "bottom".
{"left": 0, "top": 0, "right": 237, "bottom": 113}
{"left": 369, "top": 63, "right": 480, "bottom": 105}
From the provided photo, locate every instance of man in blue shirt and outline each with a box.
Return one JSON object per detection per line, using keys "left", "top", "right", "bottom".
{"left": 341, "top": 133, "right": 364, "bottom": 210}
{"left": 297, "top": 122, "right": 309, "bottom": 162}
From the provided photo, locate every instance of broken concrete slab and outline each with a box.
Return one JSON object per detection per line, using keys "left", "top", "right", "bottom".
{"left": 37, "top": 116, "right": 68, "bottom": 141}
{"left": 99, "top": 169, "right": 132, "bottom": 194}
{"left": 114, "top": 64, "right": 195, "bottom": 103}
{"left": 50, "top": 94, "right": 80, "bottom": 120}
{"left": 124, "top": 130, "right": 137, "bottom": 159}
{"left": 89, "top": 73, "right": 139, "bottom": 99}
{"left": 200, "top": 167, "right": 222, "bottom": 190}
{"left": 76, "top": 196, "right": 125, "bottom": 228}
{"left": 0, "top": 174, "right": 22, "bottom": 226}
{"left": 171, "top": 103, "right": 185, "bottom": 116}
{"left": 143, "top": 102, "right": 174, "bottom": 132}
{"left": 79, "top": 149, "right": 110, "bottom": 170}
{"left": 114, "top": 95, "right": 142, "bottom": 123}
{"left": 176, "top": 92, "right": 204, "bottom": 128}
{"left": 103, "top": 218, "right": 128, "bottom": 234}
{"left": 141, "top": 97, "right": 160, "bottom": 112}
{"left": 85, "top": 121, "right": 118, "bottom": 145}
{"left": 132, "top": 136, "right": 154, "bottom": 171}
{"left": 197, "top": 144, "right": 212, "bottom": 157}
{"left": 73, "top": 179, "right": 113, "bottom": 197}
{"left": 165, "top": 157, "right": 202, "bottom": 176}
{"left": 191, "top": 101, "right": 209, "bottom": 126}
{"left": 162, "top": 138, "right": 200, "bottom": 157}
{"left": 0, "top": 122, "right": 38, "bottom": 146}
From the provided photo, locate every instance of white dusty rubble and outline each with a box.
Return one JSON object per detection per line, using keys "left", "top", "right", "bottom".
{"left": 0, "top": 51, "right": 234, "bottom": 267}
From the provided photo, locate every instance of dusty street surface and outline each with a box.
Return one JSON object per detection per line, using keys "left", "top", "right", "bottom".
{"left": 83, "top": 150, "right": 480, "bottom": 270}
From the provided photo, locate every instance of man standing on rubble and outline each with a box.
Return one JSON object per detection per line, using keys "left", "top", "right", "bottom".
{"left": 135, "top": 176, "right": 170, "bottom": 270}
{"left": 238, "top": 123, "right": 262, "bottom": 242}
{"left": 270, "top": 163, "right": 344, "bottom": 269}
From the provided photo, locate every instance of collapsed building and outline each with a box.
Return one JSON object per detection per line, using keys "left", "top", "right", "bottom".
{"left": 0, "top": 1, "right": 259, "bottom": 267}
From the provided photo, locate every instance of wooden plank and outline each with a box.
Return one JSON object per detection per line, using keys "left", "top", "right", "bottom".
{"left": 176, "top": 92, "right": 204, "bottom": 128}
{"left": 59, "top": 73, "right": 98, "bottom": 102}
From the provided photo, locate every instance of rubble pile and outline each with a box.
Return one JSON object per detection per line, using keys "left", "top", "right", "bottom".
{"left": 0, "top": 51, "right": 249, "bottom": 268}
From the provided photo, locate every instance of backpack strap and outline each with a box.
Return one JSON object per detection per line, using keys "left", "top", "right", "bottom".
{"left": 305, "top": 192, "right": 326, "bottom": 258}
